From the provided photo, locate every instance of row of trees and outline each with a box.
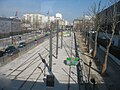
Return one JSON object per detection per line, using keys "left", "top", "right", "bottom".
{"left": 86, "top": 0, "right": 120, "bottom": 75}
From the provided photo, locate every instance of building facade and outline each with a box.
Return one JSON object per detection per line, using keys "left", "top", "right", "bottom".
{"left": 73, "top": 16, "right": 94, "bottom": 31}
{"left": 97, "top": 1, "right": 120, "bottom": 47}
{"left": 22, "top": 13, "right": 69, "bottom": 30}
{"left": 98, "top": 1, "right": 120, "bottom": 34}
{"left": 22, "top": 14, "right": 46, "bottom": 29}
{"left": 0, "top": 17, "right": 21, "bottom": 34}
{"left": 73, "top": 19, "right": 81, "bottom": 31}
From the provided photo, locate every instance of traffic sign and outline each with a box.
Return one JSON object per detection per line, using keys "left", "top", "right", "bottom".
{"left": 67, "top": 57, "right": 72, "bottom": 61}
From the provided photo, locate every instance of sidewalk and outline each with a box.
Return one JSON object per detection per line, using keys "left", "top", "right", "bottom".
{"left": 75, "top": 32, "right": 107, "bottom": 90}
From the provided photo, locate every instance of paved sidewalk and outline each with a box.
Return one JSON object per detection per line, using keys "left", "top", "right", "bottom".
{"left": 75, "top": 32, "right": 107, "bottom": 90}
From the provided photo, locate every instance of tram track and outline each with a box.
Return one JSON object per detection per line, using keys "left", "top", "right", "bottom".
{"left": 16, "top": 48, "right": 53, "bottom": 90}
{"left": 7, "top": 41, "right": 49, "bottom": 78}
{"left": 62, "top": 33, "right": 76, "bottom": 90}
{"left": 8, "top": 48, "right": 49, "bottom": 78}
{"left": 0, "top": 35, "right": 59, "bottom": 90}
{"left": 12, "top": 45, "right": 56, "bottom": 89}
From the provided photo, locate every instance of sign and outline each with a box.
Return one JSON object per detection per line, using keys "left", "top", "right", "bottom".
{"left": 66, "top": 57, "right": 80, "bottom": 66}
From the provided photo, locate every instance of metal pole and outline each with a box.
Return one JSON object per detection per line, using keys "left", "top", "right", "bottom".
{"left": 61, "top": 26, "right": 63, "bottom": 49}
{"left": 68, "top": 29, "right": 73, "bottom": 90}
{"left": 56, "top": 20, "right": 59, "bottom": 58}
{"left": 68, "top": 66, "right": 71, "bottom": 90}
{"left": 91, "top": 78, "right": 95, "bottom": 90}
{"left": 88, "top": 60, "right": 92, "bottom": 82}
{"left": 88, "top": 32, "right": 89, "bottom": 53}
{"left": 49, "top": 29, "right": 52, "bottom": 72}
{"left": 48, "top": 11, "right": 52, "bottom": 72}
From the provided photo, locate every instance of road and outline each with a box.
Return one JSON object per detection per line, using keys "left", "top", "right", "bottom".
{"left": 0, "top": 31, "right": 43, "bottom": 50}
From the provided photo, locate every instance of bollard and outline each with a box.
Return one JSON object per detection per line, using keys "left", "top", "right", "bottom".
{"left": 88, "top": 60, "right": 92, "bottom": 82}
{"left": 91, "top": 78, "right": 95, "bottom": 90}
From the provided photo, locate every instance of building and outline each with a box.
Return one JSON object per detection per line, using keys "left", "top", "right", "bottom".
{"left": 73, "top": 19, "right": 81, "bottom": 31}
{"left": 57, "top": 19, "right": 65, "bottom": 29}
{"left": 55, "top": 13, "right": 62, "bottom": 20}
{"left": 54, "top": 13, "right": 69, "bottom": 29}
{"left": 0, "top": 17, "right": 21, "bottom": 34}
{"left": 22, "top": 13, "right": 69, "bottom": 30}
{"left": 97, "top": 1, "right": 120, "bottom": 47}
{"left": 73, "top": 15, "right": 94, "bottom": 31}
{"left": 22, "top": 14, "right": 46, "bottom": 29}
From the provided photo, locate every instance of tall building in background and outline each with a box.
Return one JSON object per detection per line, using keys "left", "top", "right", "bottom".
{"left": 22, "top": 13, "right": 69, "bottom": 30}
{"left": 0, "top": 12, "right": 69, "bottom": 35}
{"left": 55, "top": 13, "right": 62, "bottom": 20}
{"left": 55, "top": 13, "right": 67, "bottom": 29}
{"left": 73, "top": 15, "right": 94, "bottom": 31}
{"left": 0, "top": 17, "right": 21, "bottom": 34}
{"left": 22, "top": 14, "right": 46, "bottom": 30}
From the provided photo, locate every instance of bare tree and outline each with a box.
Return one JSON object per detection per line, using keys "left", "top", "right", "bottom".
{"left": 101, "top": 0, "right": 120, "bottom": 75}
{"left": 88, "top": 0, "right": 105, "bottom": 58}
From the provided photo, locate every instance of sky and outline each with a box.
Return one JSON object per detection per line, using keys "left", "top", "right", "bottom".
{"left": 0, "top": 0, "right": 108, "bottom": 22}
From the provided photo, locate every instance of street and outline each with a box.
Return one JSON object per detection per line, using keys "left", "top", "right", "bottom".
{"left": 0, "top": 31, "right": 43, "bottom": 50}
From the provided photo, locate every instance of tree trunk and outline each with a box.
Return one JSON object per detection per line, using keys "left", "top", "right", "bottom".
{"left": 92, "top": 27, "right": 99, "bottom": 58}
{"left": 101, "top": 26, "right": 115, "bottom": 75}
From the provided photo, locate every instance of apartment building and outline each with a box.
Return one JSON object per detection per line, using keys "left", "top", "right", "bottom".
{"left": 22, "top": 13, "right": 69, "bottom": 30}
{"left": 73, "top": 15, "right": 94, "bottom": 31}
{"left": 97, "top": 1, "right": 120, "bottom": 47}
{"left": 0, "top": 17, "right": 21, "bottom": 34}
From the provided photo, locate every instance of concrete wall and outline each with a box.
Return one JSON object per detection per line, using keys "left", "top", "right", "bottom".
{"left": 98, "top": 32, "right": 120, "bottom": 47}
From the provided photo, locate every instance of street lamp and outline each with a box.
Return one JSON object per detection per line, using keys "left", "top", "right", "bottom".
{"left": 61, "top": 25, "right": 63, "bottom": 49}
{"left": 88, "top": 31, "right": 90, "bottom": 53}
{"left": 88, "top": 60, "right": 92, "bottom": 82}
{"left": 47, "top": 11, "right": 52, "bottom": 72}
{"left": 56, "top": 20, "right": 59, "bottom": 58}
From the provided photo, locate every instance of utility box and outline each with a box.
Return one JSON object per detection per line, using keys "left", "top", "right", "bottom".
{"left": 46, "top": 75, "right": 54, "bottom": 87}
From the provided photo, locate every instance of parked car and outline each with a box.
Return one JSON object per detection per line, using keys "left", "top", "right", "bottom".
{"left": 18, "top": 42, "right": 26, "bottom": 48}
{"left": 5, "top": 46, "right": 19, "bottom": 56}
{"left": 0, "top": 50, "right": 5, "bottom": 57}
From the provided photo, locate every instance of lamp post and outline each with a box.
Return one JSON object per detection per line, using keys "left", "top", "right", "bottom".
{"left": 88, "top": 60, "right": 92, "bottom": 82}
{"left": 61, "top": 26, "right": 63, "bottom": 49}
{"left": 48, "top": 11, "right": 52, "bottom": 72}
{"left": 56, "top": 20, "right": 59, "bottom": 58}
{"left": 88, "top": 31, "right": 90, "bottom": 53}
